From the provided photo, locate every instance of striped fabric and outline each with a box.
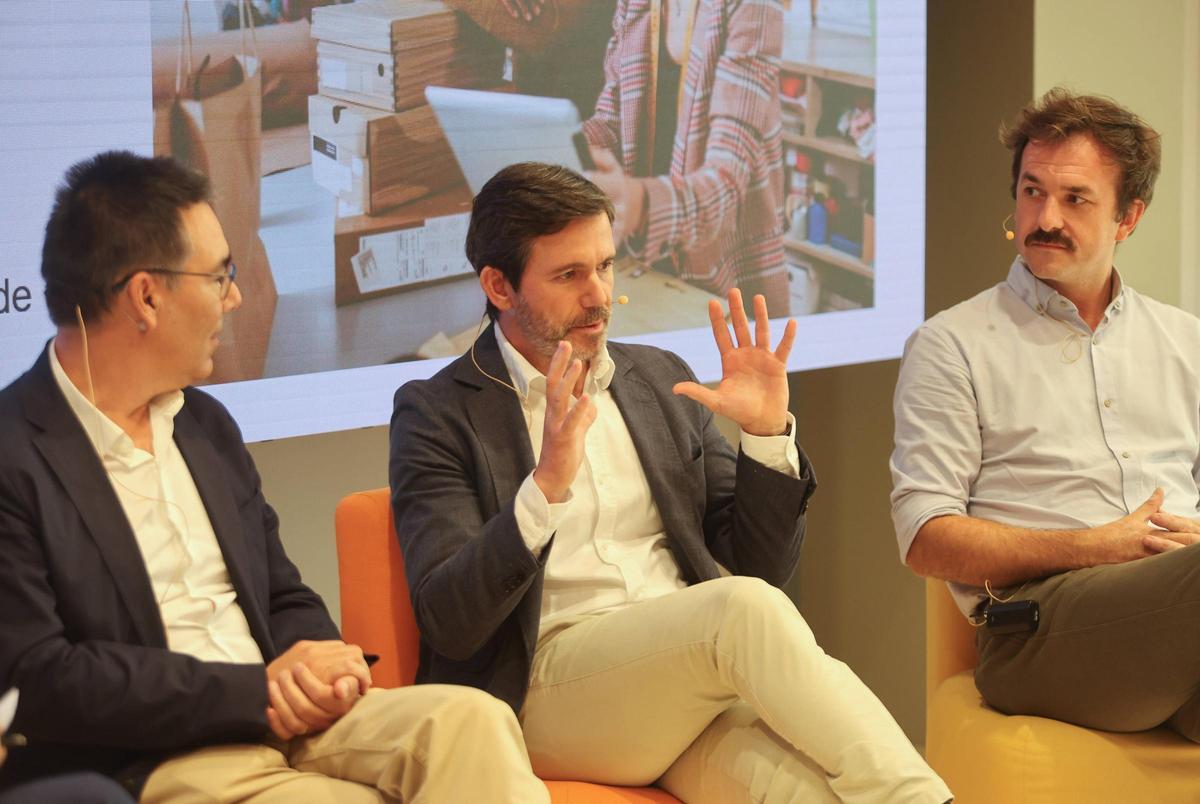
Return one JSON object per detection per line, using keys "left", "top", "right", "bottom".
{"left": 583, "top": 0, "right": 789, "bottom": 315}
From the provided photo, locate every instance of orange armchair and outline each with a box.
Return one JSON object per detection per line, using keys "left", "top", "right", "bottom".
{"left": 925, "top": 579, "right": 1200, "bottom": 802}
{"left": 335, "top": 488, "right": 681, "bottom": 804}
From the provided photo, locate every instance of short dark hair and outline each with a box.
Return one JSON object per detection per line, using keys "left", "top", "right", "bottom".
{"left": 41, "top": 150, "right": 211, "bottom": 325}
{"left": 465, "top": 162, "right": 615, "bottom": 321}
{"left": 1000, "top": 88, "right": 1161, "bottom": 219}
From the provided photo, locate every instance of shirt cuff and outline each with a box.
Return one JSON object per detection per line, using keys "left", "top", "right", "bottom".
{"left": 740, "top": 413, "right": 800, "bottom": 478}
{"left": 513, "top": 472, "right": 572, "bottom": 556}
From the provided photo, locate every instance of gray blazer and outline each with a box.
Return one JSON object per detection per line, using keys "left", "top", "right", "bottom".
{"left": 388, "top": 326, "right": 816, "bottom": 713}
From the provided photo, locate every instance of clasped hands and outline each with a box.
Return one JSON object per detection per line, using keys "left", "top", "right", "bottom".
{"left": 1084, "top": 487, "right": 1200, "bottom": 565}
{"left": 264, "top": 640, "right": 372, "bottom": 741}
{"left": 533, "top": 288, "right": 796, "bottom": 503}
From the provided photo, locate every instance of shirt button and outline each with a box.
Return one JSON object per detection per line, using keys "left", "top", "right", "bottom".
{"left": 1122, "top": 451, "right": 1131, "bottom": 459}
{"left": 1059, "top": 300, "right": 1069, "bottom": 308}
{"left": 1103, "top": 399, "right": 1113, "bottom": 408}
{"left": 1093, "top": 336, "right": 1100, "bottom": 345}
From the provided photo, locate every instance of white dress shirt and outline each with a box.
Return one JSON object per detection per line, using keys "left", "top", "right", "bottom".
{"left": 891, "top": 258, "right": 1200, "bottom": 615}
{"left": 50, "top": 342, "right": 263, "bottom": 664}
{"left": 495, "top": 326, "right": 800, "bottom": 633}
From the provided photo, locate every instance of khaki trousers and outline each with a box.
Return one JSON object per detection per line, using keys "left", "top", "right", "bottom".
{"left": 141, "top": 684, "right": 549, "bottom": 804}
{"left": 520, "top": 577, "right": 950, "bottom": 803}
{"left": 976, "top": 541, "right": 1200, "bottom": 740}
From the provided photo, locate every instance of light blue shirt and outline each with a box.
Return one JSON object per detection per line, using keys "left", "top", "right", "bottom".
{"left": 891, "top": 258, "right": 1200, "bottom": 615}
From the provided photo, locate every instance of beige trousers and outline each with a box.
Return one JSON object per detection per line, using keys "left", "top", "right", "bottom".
{"left": 141, "top": 684, "right": 549, "bottom": 804}
{"left": 521, "top": 577, "right": 950, "bottom": 803}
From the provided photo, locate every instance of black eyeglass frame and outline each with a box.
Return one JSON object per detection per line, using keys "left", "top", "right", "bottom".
{"left": 110, "top": 263, "right": 238, "bottom": 300}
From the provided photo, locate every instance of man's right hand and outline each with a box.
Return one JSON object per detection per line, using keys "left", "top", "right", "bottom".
{"left": 500, "top": 0, "right": 545, "bottom": 22}
{"left": 1080, "top": 488, "right": 1169, "bottom": 565}
{"left": 264, "top": 640, "right": 371, "bottom": 741}
{"left": 532, "top": 341, "right": 597, "bottom": 503}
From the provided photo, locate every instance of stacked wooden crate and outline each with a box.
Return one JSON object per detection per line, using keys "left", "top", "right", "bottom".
{"left": 309, "top": 0, "right": 502, "bottom": 216}
{"left": 309, "top": 0, "right": 503, "bottom": 305}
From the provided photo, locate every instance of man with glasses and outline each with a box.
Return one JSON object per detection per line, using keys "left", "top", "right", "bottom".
{"left": 0, "top": 151, "right": 548, "bottom": 802}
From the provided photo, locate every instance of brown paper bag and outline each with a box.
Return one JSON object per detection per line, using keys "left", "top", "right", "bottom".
{"left": 154, "top": 0, "right": 276, "bottom": 384}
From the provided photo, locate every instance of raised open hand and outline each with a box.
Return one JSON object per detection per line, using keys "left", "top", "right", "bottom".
{"left": 673, "top": 288, "right": 796, "bottom": 436}
{"left": 532, "top": 341, "right": 597, "bottom": 503}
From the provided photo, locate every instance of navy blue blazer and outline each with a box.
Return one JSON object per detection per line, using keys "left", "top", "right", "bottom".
{"left": 389, "top": 326, "right": 816, "bottom": 714}
{"left": 0, "top": 347, "right": 339, "bottom": 793}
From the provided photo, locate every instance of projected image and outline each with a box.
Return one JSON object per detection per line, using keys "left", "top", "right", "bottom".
{"left": 0, "top": 0, "right": 912, "bottom": 440}
{"left": 146, "top": 0, "right": 877, "bottom": 384}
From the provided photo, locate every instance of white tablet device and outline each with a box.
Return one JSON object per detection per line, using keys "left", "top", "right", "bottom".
{"left": 425, "top": 86, "right": 588, "bottom": 194}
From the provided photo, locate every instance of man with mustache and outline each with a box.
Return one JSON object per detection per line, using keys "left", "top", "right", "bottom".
{"left": 390, "top": 162, "right": 951, "bottom": 801}
{"left": 891, "top": 90, "right": 1200, "bottom": 737}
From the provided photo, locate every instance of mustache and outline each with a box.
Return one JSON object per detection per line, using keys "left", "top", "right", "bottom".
{"left": 1025, "top": 229, "right": 1074, "bottom": 250}
{"left": 568, "top": 306, "right": 610, "bottom": 328}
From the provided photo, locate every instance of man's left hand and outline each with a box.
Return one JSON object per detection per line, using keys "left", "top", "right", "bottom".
{"left": 673, "top": 288, "right": 796, "bottom": 436}
{"left": 1145, "top": 511, "right": 1200, "bottom": 552}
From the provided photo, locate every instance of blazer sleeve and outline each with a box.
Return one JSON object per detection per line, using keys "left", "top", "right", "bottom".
{"left": 671, "top": 352, "right": 815, "bottom": 587}
{"left": 0, "top": 465, "right": 270, "bottom": 752}
{"left": 389, "top": 381, "right": 544, "bottom": 662}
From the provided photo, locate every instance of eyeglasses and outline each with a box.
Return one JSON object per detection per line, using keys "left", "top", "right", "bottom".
{"left": 111, "top": 262, "right": 238, "bottom": 300}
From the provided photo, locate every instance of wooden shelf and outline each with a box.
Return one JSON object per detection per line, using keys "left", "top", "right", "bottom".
{"left": 782, "top": 131, "right": 872, "bottom": 164}
{"left": 785, "top": 237, "right": 874, "bottom": 280}
{"left": 781, "top": 28, "right": 874, "bottom": 88}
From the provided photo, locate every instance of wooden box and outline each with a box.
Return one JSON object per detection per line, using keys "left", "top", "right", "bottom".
{"left": 312, "top": 0, "right": 503, "bottom": 112}
{"left": 309, "top": 94, "right": 466, "bottom": 215}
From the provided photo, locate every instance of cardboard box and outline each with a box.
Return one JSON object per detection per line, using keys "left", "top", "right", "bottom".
{"left": 333, "top": 183, "right": 475, "bottom": 306}
{"left": 309, "top": 94, "right": 466, "bottom": 215}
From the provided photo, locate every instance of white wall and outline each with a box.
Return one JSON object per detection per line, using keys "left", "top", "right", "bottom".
{"left": 247, "top": 425, "right": 391, "bottom": 625}
{"left": 1034, "top": 0, "right": 1195, "bottom": 308}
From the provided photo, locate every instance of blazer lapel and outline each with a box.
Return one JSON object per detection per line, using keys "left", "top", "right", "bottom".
{"left": 23, "top": 349, "right": 167, "bottom": 648}
{"left": 458, "top": 327, "right": 536, "bottom": 514}
{"left": 174, "top": 405, "right": 273, "bottom": 652}
{"left": 608, "top": 349, "right": 690, "bottom": 522}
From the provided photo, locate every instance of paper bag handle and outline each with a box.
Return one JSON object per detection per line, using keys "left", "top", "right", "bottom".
{"left": 174, "top": 0, "right": 259, "bottom": 97}
{"left": 174, "top": 0, "right": 195, "bottom": 96}
{"left": 238, "top": 0, "right": 260, "bottom": 62}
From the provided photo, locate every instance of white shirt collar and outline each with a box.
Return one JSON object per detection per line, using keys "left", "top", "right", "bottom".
{"left": 493, "top": 323, "right": 616, "bottom": 404}
{"left": 48, "top": 338, "right": 185, "bottom": 461}
{"left": 1005, "top": 256, "right": 1126, "bottom": 323}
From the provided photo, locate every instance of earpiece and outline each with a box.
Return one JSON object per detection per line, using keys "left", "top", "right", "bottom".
{"left": 1002, "top": 214, "right": 1015, "bottom": 241}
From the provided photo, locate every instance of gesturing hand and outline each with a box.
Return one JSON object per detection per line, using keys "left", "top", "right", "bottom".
{"left": 673, "top": 289, "right": 796, "bottom": 436}
{"left": 532, "top": 341, "right": 598, "bottom": 503}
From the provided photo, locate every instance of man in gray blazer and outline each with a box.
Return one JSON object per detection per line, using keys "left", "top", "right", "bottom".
{"left": 389, "top": 163, "right": 949, "bottom": 803}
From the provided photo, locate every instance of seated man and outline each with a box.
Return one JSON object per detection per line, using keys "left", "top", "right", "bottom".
{"left": 891, "top": 89, "right": 1200, "bottom": 736}
{"left": 390, "top": 162, "right": 949, "bottom": 802}
{"left": 0, "top": 151, "right": 548, "bottom": 803}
